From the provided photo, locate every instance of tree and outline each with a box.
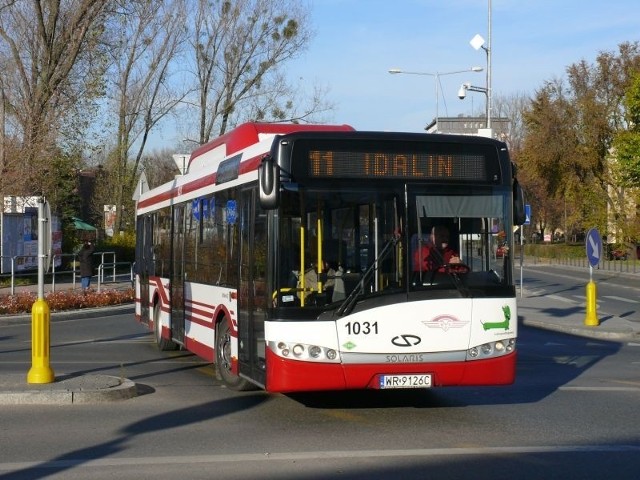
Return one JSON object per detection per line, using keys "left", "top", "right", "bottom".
{"left": 103, "top": 0, "right": 188, "bottom": 233}
{"left": 614, "top": 72, "right": 640, "bottom": 186}
{"left": 140, "top": 148, "right": 180, "bottom": 189}
{"left": 187, "top": 0, "right": 317, "bottom": 144}
{"left": 521, "top": 42, "right": 640, "bottom": 241}
{"left": 493, "top": 91, "right": 529, "bottom": 155}
{"left": 0, "top": 0, "right": 111, "bottom": 203}
{"left": 611, "top": 71, "right": 640, "bottom": 244}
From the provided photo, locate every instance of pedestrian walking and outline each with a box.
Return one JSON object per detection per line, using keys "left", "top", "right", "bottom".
{"left": 78, "top": 241, "right": 95, "bottom": 291}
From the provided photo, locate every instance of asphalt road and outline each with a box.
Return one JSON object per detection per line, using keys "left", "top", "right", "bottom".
{"left": 0, "top": 267, "right": 639, "bottom": 479}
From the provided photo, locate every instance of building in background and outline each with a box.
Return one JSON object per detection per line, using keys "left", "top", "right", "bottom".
{"left": 425, "top": 115, "right": 509, "bottom": 139}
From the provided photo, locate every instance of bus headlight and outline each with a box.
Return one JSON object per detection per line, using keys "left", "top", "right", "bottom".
{"left": 309, "top": 345, "right": 322, "bottom": 358}
{"left": 467, "top": 338, "right": 515, "bottom": 360}
{"left": 269, "top": 341, "right": 341, "bottom": 363}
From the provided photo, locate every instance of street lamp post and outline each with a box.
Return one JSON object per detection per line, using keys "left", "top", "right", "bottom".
{"left": 469, "top": 0, "right": 493, "bottom": 130}
{"left": 389, "top": 66, "right": 482, "bottom": 132}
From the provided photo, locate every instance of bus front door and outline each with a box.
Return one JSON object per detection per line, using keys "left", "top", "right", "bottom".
{"left": 237, "top": 188, "right": 266, "bottom": 387}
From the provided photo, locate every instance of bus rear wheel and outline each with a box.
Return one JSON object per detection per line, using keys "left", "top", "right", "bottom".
{"left": 215, "top": 316, "right": 254, "bottom": 391}
{"left": 154, "top": 302, "right": 177, "bottom": 351}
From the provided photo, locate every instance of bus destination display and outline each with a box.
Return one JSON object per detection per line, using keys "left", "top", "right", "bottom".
{"left": 308, "top": 150, "right": 489, "bottom": 181}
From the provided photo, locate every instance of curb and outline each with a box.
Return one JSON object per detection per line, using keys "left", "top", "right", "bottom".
{"left": 0, "top": 303, "right": 134, "bottom": 326}
{"left": 0, "top": 374, "right": 138, "bottom": 405}
{"left": 522, "top": 317, "right": 640, "bottom": 342}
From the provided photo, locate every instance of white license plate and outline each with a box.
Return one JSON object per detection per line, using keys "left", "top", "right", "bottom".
{"left": 379, "top": 374, "right": 432, "bottom": 389}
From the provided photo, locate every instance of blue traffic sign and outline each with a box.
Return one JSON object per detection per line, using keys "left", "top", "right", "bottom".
{"left": 585, "top": 228, "right": 602, "bottom": 267}
{"left": 524, "top": 204, "right": 531, "bottom": 225}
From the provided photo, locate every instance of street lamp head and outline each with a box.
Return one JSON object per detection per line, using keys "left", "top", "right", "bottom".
{"left": 388, "top": 68, "right": 402, "bottom": 74}
{"left": 471, "top": 66, "right": 483, "bottom": 72}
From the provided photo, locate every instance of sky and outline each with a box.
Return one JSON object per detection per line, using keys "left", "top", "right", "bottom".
{"left": 148, "top": 0, "right": 640, "bottom": 151}
{"left": 283, "top": 0, "right": 640, "bottom": 133}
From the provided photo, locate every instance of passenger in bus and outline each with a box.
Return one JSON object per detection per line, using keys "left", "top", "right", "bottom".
{"left": 413, "top": 225, "right": 460, "bottom": 272}
{"left": 298, "top": 260, "right": 337, "bottom": 302}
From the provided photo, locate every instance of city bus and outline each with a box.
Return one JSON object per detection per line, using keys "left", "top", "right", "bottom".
{"left": 134, "top": 122, "right": 526, "bottom": 393}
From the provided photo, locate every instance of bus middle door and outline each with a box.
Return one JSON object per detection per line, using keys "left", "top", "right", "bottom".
{"left": 170, "top": 205, "right": 185, "bottom": 345}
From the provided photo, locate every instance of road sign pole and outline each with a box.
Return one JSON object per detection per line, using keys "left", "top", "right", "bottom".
{"left": 27, "top": 197, "right": 55, "bottom": 384}
{"left": 584, "top": 229, "right": 601, "bottom": 327}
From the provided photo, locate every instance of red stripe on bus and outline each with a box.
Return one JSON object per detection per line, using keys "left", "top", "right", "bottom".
{"left": 264, "top": 349, "right": 516, "bottom": 393}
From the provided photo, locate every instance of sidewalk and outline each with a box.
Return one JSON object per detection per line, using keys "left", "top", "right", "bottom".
{"left": 518, "top": 291, "right": 640, "bottom": 341}
{"left": 0, "top": 286, "right": 138, "bottom": 405}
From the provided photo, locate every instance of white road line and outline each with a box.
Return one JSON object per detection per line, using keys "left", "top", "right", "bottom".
{"left": 603, "top": 295, "right": 638, "bottom": 303}
{"left": 547, "top": 294, "right": 576, "bottom": 303}
{"left": 1, "top": 445, "right": 639, "bottom": 471}
{"left": 559, "top": 386, "right": 640, "bottom": 392}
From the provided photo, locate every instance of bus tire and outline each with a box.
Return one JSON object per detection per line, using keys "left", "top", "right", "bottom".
{"left": 215, "top": 316, "right": 254, "bottom": 391}
{"left": 154, "top": 301, "right": 178, "bottom": 351}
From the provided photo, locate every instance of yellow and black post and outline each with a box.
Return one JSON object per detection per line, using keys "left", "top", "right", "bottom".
{"left": 27, "top": 197, "right": 54, "bottom": 384}
{"left": 584, "top": 228, "right": 601, "bottom": 327}
{"left": 584, "top": 279, "right": 599, "bottom": 326}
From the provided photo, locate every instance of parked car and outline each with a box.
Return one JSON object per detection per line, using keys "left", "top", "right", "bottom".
{"left": 607, "top": 244, "right": 628, "bottom": 260}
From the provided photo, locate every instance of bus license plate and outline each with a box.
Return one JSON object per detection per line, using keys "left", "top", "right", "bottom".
{"left": 379, "top": 374, "right": 432, "bottom": 389}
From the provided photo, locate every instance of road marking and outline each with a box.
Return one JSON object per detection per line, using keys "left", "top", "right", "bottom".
{"left": 1, "top": 445, "right": 639, "bottom": 471}
{"left": 559, "top": 386, "right": 640, "bottom": 392}
{"left": 547, "top": 294, "right": 576, "bottom": 303}
{"left": 603, "top": 295, "right": 638, "bottom": 303}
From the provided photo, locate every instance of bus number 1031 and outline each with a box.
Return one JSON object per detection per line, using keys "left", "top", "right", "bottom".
{"left": 345, "top": 321, "right": 379, "bottom": 335}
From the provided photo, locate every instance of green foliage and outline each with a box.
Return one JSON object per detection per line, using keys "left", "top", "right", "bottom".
{"left": 521, "top": 41, "right": 640, "bottom": 240}
{"left": 99, "top": 232, "right": 136, "bottom": 263}
{"left": 524, "top": 243, "right": 585, "bottom": 259}
{"left": 614, "top": 131, "right": 640, "bottom": 185}
{"left": 613, "top": 72, "right": 640, "bottom": 186}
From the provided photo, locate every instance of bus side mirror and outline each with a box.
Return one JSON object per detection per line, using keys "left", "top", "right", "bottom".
{"left": 513, "top": 180, "right": 526, "bottom": 225}
{"left": 259, "top": 156, "right": 280, "bottom": 209}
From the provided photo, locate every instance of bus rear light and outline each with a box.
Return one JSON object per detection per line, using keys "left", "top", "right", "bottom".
{"left": 467, "top": 338, "right": 515, "bottom": 361}
{"left": 269, "top": 341, "right": 341, "bottom": 363}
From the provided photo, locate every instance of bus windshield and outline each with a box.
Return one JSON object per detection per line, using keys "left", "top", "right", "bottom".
{"left": 273, "top": 182, "right": 514, "bottom": 310}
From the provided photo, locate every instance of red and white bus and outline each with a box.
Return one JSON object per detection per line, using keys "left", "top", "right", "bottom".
{"left": 135, "top": 122, "right": 526, "bottom": 392}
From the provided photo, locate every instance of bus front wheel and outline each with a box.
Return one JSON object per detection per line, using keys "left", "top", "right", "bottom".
{"left": 215, "top": 316, "right": 254, "bottom": 391}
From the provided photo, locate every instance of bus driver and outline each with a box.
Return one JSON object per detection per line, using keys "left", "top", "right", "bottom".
{"left": 413, "top": 225, "right": 461, "bottom": 272}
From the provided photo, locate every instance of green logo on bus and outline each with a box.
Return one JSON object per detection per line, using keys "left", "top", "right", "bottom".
{"left": 482, "top": 305, "right": 511, "bottom": 331}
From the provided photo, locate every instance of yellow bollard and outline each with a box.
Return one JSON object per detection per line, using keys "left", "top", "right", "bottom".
{"left": 584, "top": 280, "right": 599, "bottom": 327}
{"left": 27, "top": 298, "right": 55, "bottom": 384}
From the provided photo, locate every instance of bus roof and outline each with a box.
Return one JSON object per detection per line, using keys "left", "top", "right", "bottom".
{"left": 188, "top": 122, "right": 355, "bottom": 172}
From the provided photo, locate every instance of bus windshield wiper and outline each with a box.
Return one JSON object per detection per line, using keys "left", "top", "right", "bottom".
{"left": 337, "top": 233, "right": 400, "bottom": 317}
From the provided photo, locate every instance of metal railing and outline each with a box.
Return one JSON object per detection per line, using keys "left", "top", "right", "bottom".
{"left": 526, "top": 255, "right": 640, "bottom": 274}
{"left": 0, "top": 251, "right": 132, "bottom": 295}
{"left": 97, "top": 261, "right": 134, "bottom": 292}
